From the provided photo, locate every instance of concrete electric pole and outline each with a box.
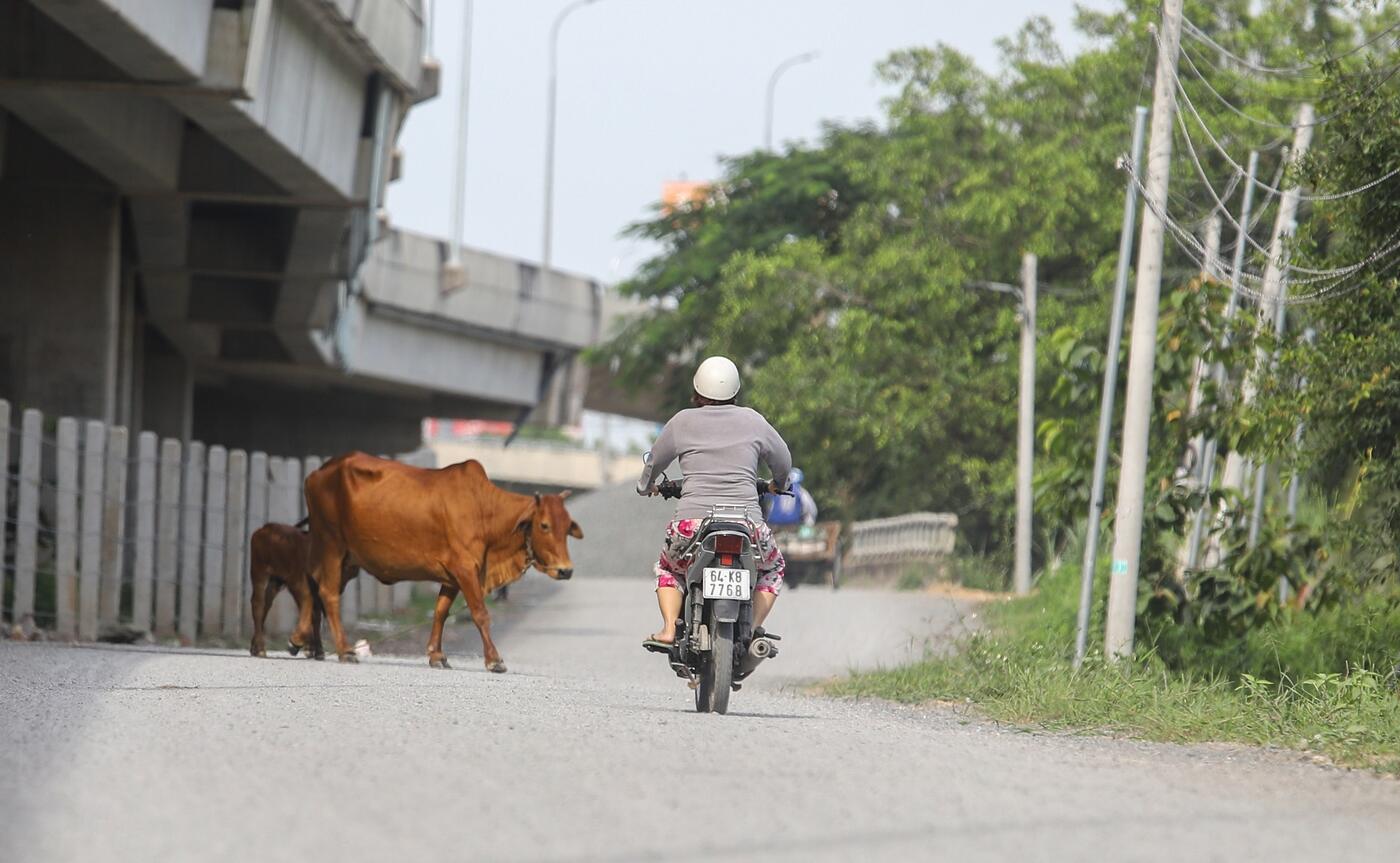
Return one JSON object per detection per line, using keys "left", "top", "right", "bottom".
{"left": 1103, "top": 0, "right": 1186, "bottom": 660}
{"left": 1185, "top": 149, "right": 1260, "bottom": 572}
{"left": 1073, "top": 105, "right": 1148, "bottom": 668}
{"left": 1014, "top": 253, "right": 1038, "bottom": 596}
{"left": 1216, "top": 104, "right": 1314, "bottom": 560}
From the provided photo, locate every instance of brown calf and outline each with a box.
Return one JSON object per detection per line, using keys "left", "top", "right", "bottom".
{"left": 248, "top": 521, "right": 359, "bottom": 659}
{"left": 248, "top": 521, "right": 320, "bottom": 658}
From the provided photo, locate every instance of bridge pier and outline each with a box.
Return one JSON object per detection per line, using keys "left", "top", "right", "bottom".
{"left": 0, "top": 174, "right": 123, "bottom": 423}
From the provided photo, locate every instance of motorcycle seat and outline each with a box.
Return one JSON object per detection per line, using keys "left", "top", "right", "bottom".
{"left": 702, "top": 521, "right": 751, "bottom": 537}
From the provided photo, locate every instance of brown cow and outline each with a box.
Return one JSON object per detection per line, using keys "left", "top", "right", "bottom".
{"left": 304, "top": 452, "right": 582, "bottom": 670}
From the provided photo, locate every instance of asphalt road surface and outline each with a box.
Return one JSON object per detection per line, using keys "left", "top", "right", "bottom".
{"left": 4, "top": 570, "right": 1399, "bottom": 863}
{"left": 4, "top": 484, "right": 1400, "bottom": 861}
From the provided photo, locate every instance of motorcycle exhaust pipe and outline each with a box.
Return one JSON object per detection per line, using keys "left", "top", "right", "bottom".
{"left": 735, "top": 637, "right": 778, "bottom": 679}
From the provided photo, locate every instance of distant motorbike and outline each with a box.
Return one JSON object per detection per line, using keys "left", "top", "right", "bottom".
{"left": 640, "top": 460, "right": 785, "bottom": 714}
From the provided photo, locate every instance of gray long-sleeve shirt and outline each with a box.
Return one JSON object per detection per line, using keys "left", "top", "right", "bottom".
{"left": 638, "top": 404, "right": 793, "bottom": 520}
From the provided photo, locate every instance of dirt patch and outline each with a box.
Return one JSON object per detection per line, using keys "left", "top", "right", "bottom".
{"left": 924, "top": 583, "right": 1012, "bottom": 603}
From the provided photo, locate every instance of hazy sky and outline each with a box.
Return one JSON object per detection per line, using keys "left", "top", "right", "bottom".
{"left": 385, "top": 0, "right": 1115, "bottom": 284}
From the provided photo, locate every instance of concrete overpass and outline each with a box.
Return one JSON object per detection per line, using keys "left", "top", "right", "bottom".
{"left": 430, "top": 438, "right": 641, "bottom": 494}
{"left": 0, "top": 0, "right": 613, "bottom": 456}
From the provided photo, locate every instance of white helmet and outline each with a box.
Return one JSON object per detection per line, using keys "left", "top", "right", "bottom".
{"left": 693, "top": 355, "right": 741, "bottom": 401}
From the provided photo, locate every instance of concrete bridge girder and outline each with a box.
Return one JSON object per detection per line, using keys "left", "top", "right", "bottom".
{"left": 29, "top": 0, "right": 215, "bottom": 82}
{"left": 1, "top": 0, "right": 639, "bottom": 457}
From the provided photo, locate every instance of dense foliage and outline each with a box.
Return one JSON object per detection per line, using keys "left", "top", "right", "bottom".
{"left": 599, "top": 0, "right": 1400, "bottom": 660}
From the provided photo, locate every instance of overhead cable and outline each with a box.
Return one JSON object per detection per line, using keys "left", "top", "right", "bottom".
{"left": 1181, "top": 16, "right": 1400, "bottom": 77}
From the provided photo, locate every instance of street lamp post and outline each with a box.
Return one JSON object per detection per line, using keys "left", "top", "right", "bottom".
{"left": 765, "top": 51, "right": 819, "bottom": 151}
{"left": 968, "top": 254, "right": 1038, "bottom": 596}
{"left": 443, "top": 0, "right": 474, "bottom": 294}
{"left": 542, "top": 0, "right": 601, "bottom": 299}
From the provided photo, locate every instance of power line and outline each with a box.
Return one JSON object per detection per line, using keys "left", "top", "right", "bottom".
{"left": 1178, "top": 36, "right": 1400, "bottom": 133}
{"left": 1123, "top": 160, "right": 1400, "bottom": 305}
{"left": 1168, "top": 58, "right": 1400, "bottom": 204}
{"left": 1181, "top": 16, "right": 1400, "bottom": 78}
{"left": 1157, "top": 112, "right": 1400, "bottom": 284}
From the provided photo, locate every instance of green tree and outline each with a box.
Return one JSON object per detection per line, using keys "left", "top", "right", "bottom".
{"left": 598, "top": 0, "right": 1369, "bottom": 564}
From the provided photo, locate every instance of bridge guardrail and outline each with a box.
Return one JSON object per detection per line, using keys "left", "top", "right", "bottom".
{"left": 0, "top": 399, "right": 428, "bottom": 644}
{"left": 842, "top": 512, "right": 959, "bottom": 579}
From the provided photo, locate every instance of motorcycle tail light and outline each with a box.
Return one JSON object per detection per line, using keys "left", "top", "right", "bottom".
{"left": 718, "top": 553, "right": 736, "bottom": 567}
{"left": 714, "top": 535, "right": 744, "bottom": 555}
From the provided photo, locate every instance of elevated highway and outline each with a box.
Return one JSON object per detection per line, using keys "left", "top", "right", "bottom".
{"left": 0, "top": 0, "right": 622, "bottom": 456}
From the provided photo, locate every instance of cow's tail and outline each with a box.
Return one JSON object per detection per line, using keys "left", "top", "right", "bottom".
{"left": 295, "top": 516, "right": 310, "bottom": 531}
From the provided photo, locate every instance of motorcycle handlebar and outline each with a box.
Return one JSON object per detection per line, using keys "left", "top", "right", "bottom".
{"left": 652, "top": 478, "right": 792, "bottom": 500}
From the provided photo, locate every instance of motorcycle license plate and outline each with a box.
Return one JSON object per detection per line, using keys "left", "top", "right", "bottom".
{"left": 702, "top": 567, "right": 751, "bottom": 600}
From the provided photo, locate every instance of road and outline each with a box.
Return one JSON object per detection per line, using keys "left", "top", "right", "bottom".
{"left": 3, "top": 569, "right": 1399, "bottom": 862}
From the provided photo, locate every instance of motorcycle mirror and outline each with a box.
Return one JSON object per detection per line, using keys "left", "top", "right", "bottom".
{"left": 643, "top": 450, "right": 652, "bottom": 465}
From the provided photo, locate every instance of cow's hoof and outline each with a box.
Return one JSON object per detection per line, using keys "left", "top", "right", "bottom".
{"left": 338, "top": 652, "right": 359, "bottom": 664}
{"left": 312, "top": 650, "right": 326, "bottom": 661}
{"left": 429, "top": 655, "right": 451, "bottom": 670}
{"left": 251, "top": 648, "right": 267, "bottom": 658}
{"left": 486, "top": 660, "right": 508, "bottom": 674}
{"left": 287, "top": 640, "right": 302, "bottom": 657}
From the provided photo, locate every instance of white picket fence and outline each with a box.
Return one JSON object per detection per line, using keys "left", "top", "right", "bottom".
{"left": 844, "top": 512, "right": 959, "bottom": 577}
{"left": 0, "top": 399, "right": 432, "bottom": 642}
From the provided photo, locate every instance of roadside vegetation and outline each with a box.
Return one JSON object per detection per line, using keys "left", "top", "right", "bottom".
{"left": 829, "top": 562, "right": 1400, "bottom": 775}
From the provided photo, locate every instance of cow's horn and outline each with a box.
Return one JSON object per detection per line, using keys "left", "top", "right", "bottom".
{"left": 534, "top": 492, "right": 542, "bottom": 505}
{"left": 558, "top": 489, "right": 572, "bottom": 500}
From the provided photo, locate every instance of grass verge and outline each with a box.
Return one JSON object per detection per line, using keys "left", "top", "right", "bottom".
{"left": 826, "top": 564, "right": 1400, "bottom": 776}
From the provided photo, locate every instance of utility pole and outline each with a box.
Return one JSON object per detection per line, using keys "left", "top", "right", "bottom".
{"left": 1103, "top": 0, "right": 1185, "bottom": 660}
{"left": 1073, "top": 105, "right": 1148, "bottom": 668}
{"left": 1169, "top": 214, "right": 1222, "bottom": 579}
{"left": 1014, "top": 253, "right": 1037, "bottom": 596}
{"left": 1281, "top": 327, "right": 1316, "bottom": 601}
{"left": 1247, "top": 437, "right": 1271, "bottom": 547}
{"left": 1186, "top": 150, "right": 1260, "bottom": 571}
{"left": 1202, "top": 213, "right": 1222, "bottom": 280}
{"left": 1179, "top": 217, "right": 1222, "bottom": 471}
{"left": 442, "top": 0, "right": 474, "bottom": 294}
{"left": 1217, "top": 104, "right": 1314, "bottom": 560}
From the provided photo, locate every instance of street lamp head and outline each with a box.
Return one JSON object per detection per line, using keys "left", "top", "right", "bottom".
{"left": 765, "top": 50, "right": 823, "bottom": 150}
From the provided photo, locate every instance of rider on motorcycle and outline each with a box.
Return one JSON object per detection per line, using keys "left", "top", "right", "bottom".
{"left": 638, "top": 356, "right": 791, "bottom": 645}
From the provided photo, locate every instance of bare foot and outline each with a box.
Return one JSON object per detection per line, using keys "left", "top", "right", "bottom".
{"left": 648, "top": 630, "right": 676, "bottom": 644}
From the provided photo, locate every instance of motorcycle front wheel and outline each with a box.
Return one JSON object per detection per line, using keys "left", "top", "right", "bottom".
{"left": 696, "top": 610, "right": 733, "bottom": 714}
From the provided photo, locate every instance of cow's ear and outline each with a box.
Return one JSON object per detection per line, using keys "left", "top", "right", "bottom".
{"left": 568, "top": 520, "right": 584, "bottom": 540}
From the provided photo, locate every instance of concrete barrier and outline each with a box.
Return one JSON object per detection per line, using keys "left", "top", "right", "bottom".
{"left": 0, "top": 398, "right": 420, "bottom": 642}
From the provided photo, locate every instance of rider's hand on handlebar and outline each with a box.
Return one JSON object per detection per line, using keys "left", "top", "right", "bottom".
{"left": 758, "top": 479, "right": 793, "bottom": 497}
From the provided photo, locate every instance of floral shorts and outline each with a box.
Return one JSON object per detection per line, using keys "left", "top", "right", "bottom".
{"left": 654, "top": 518, "right": 785, "bottom": 595}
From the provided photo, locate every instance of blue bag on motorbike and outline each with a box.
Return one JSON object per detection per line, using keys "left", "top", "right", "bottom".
{"left": 765, "top": 468, "right": 807, "bottom": 526}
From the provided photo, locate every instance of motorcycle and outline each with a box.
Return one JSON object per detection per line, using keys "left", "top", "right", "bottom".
{"left": 640, "top": 456, "right": 786, "bottom": 714}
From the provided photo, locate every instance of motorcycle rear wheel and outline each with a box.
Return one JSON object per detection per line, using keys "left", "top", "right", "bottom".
{"left": 696, "top": 613, "right": 733, "bottom": 714}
